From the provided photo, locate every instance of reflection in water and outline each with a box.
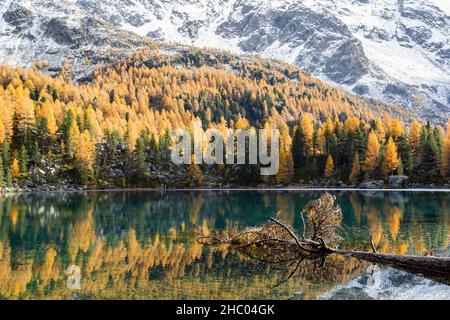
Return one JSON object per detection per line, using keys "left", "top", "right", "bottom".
{"left": 0, "top": 191, "right": 448, "bottom": 299}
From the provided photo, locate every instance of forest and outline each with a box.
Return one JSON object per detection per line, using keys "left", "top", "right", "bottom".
{"left": 0, "top": 46, "right": 449, "bottom": 189}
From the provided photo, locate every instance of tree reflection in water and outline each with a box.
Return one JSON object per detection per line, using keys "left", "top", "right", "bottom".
{"left": 0, "top": 191, "right": 448, "bottom": 299}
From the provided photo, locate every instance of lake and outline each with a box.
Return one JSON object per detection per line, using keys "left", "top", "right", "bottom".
{"left": 0, "top": 190, "right": 449, "bottom": 300}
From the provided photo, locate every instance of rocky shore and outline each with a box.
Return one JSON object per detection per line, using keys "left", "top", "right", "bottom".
{"left": 1, "top": 174, "right": 448, "bottom": 194}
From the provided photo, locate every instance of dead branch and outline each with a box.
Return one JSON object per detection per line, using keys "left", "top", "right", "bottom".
{"left": 195, "top": 193, "right": 450, "bottom": 285}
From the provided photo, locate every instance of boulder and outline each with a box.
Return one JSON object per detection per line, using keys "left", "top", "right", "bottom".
{"left": 359, "top": 180, "right": 385, "bottom": 189}
{"left": 336, "top": 180, "right": 347, "bottom": 187}
{"left": 388, "top": 176, "right": 409, "bottom": 189}
{"left": 109, "top": 168, "right": 124, "bottom": 178}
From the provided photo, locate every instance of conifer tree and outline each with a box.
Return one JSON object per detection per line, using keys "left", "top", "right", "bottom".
{"left": 277, "top": 124, "right": 294, "bottom": 184}
{"left": 6, "top": 169, "right": 12, "bottom": 187}
{"left": 32, "top": 141, "right": 41, "bottom": 165}
{"left": 185, "top": 157, "right": 203, "bottom": 187}
{"left": 67, "top": 120, "right": 80, "bottom": 158}
{"left": 14, "top": 87, "right": 36, "bottom": 137}
{"left": 441, "top": 120, "right": 450, "bottom": 179}
{"left": 419, "top": 129, "right": 440, "bottom": 182}
{"left": 0, "top": 119, "right": 5, "bottom": 145}
{"left": 10, "top": 152, "right": 20, "bottom": 179}
{"left": 363, "top": 132, "right": 380, "bottom": 178}
{"left": 349, "top": 152, "right": 361, "bottom": 185}
{"left": 135, "top": 136, "right": 147, "bottom": 175}
{"left": 382, "top": 137, "right": 400, "bottom": 176}
{"left": 41, "top": 101, "right": 58, "bottom": 137}
{"left": 2, "top": 141, "right": 10, "bottom": 168}
{"left": 292, "top": 126, "right": 304, "bottom": 168}
{"left": 300, "top": 114, "right": 314, "bottom": 159}
{"left": 20, "top": 145, "right": 27, "bottom": 174}
{"left": 75, "top": 130, "right": 95, "bottom": 181}
{"left": 409, "top": 121, "right": 422, "bottom": 158}
{"left": 324, "top": 155, "right": 334, "bottom": 178}
{"left": 0, "top": 156, "right": 4, "bottom": 187}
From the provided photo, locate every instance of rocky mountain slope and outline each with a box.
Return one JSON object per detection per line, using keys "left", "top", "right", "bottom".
{"left": 0, "top": 0, "right": 150, "bottom": 79}
{"left": 0, "top": 0, "right": 449, "bottom": 122}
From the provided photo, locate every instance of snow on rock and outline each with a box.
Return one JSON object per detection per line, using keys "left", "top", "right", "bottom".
{"left": 0, "top": 0, "right": 449, "bottom": 121}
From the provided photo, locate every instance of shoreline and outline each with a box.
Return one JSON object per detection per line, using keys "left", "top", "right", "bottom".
{"left": 1, "top": 186, "right": 449, "bottom": 195}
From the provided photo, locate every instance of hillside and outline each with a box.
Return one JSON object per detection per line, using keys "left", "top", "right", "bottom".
{"left": 0, "top": 46, "right": 449, "bottom": 190}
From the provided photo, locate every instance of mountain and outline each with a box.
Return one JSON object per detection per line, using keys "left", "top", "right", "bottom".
{"left": 0, "top": 0, "right": 449, "bottom": 122}
{"left": 0, "top": 0, "right": 150, "bottom": 80}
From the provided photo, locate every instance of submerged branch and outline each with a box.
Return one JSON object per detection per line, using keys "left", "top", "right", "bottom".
{"left": 195, "top": 193, "right": 450, "bottom": 285}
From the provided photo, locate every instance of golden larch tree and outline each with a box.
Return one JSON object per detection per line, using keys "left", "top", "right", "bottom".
{"left": 276, "top": 124, "right": 294, "bottom": 184}
{"left": 300, "top": 114, "right": 314, "bottom": 157}
{"left": 409, "top": 121, "right": 422, "bottom": 157}
{"left": 441, "top": 119, "right": 450, "bottom": 178}
{"left": 67, "top": 121, "right": 80, "bottom": 158}
{"left": 75, "top": 130, "right": 96, "bottom": 177}
{"left": 363, "top": 132, "right": 380, "bottom": 178}
{"left": 324, "top": 154, "right": 334, "bottom": 178}
{"left": 382, "top": 137, "right": 400, "bottom": 176}
{"left": 185, "top": 156, "right": 203, "bottom": 187}
{"left": 10, "top": 152, "right": 20, "bottom": 179}
{"left": 14, "top": 87, "right": 35, "bottom": 135}
{"left": 389, "top": 119, "right": 404, "bottom": 137}
{"left": 40, "top": 101, "right": 58, "bottom": 137}
{"left": 349, "top": 152, "right": 361, "bottom": 185}
{"left": 0, "top": 119, "right": 5, "bottom": 145}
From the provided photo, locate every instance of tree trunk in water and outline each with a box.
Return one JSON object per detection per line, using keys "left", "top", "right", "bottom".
{"left": 332, "top": 249, "right": 450, "bottom": 285}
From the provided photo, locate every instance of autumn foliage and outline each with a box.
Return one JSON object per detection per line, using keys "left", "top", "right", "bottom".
{"left": 0, "top": 47, "right": 448, "bottom": 187}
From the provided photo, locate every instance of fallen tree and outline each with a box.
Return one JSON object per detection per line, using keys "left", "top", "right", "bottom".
{"left": 195, "top": 193, "right": 450, "bottom": 285}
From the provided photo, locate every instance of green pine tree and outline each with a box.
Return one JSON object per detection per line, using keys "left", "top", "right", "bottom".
{"left": 419, "top": 132, "right": 440, "bottom": 182}
{"left": 135, "top": 136, "right": 147, "bottom": 175}
{"left": 6, "top": 169, "right": 12, "bottom": 188}
{"left": 32, "top": 141, "right": 41, "bottom": 164}
{"left": 0, "top": 156, "right": 4, "bottom": 187}
{"left": 2, "top": 141, "right": 10, "bottom": 168}
{"left": 20, "top": 145, "right": 28, "bottom": 174}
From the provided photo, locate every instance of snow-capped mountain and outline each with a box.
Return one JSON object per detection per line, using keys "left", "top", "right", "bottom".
{"left": 1, "top": 0, "right": 449, "bottom": 121}
{"left": 0, "top": 0, "right": 149, "bottom": 79}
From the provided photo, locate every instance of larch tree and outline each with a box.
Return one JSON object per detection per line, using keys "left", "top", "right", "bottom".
{"left": 185, "top": 156, "right": 203, "bottom": 187}
{"left": 10, "top": 152, "right": 20, "bottom": 179}
{"left": 349, "top": 152, "right": 361, "bottom": 185}
{"left": 409, "top": 121, "right": 422, "bottom": 158}
{"left": 0, "top": 94, "right": 15, "bottom": 141}
{"left": 390, "top": 119, "right": 404, "bottom": 138}
{"left": 440, "top": 120, "right": 450, "bottom": 178}
{"left": 67, "top": 121, "right": 80, "bottom": 158}
{"left": 382, "top": 137, "right": 400, "bottom": 176}
{"left": 324, "top": 154, "right": 334, "bottom": 178}
{"left": 363, "top": 132, "right": 381, "bottom": 178}
{"left": 276, "top": 124, "right": 294, "bottom": 184}
{"left": 0, "top": 119, "right": 5, "bottom": 145}
{"left": 300, "top": 114, "right": 314, "bottom": 158}
{"left": 14, "top": 87, "right": 36, "bottom": 137}
{"left": 0, "top": 156, "right": 4, "bottom": 186}
{"left": 75, "top": 130, "right": 96, "bottom": 180}
{"left": 41, "top": 101, "right": 58, "bottom": 138}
